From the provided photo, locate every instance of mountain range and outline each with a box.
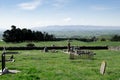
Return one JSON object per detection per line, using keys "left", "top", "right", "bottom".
{"left": 32, "top": 25, "right": 120, "bottom": 31}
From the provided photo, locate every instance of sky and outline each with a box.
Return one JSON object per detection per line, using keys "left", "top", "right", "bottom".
{"left": 0, "top": 0, "right": 120, "bottom": 29}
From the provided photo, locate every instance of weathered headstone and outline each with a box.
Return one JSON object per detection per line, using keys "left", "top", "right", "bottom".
{"left": 51, "top": 44, "right": 55, "bottom": 47}
{"left": 2, "top": 68, "right": 9, "bottom": 74}
{"left": 100, "top": 61, "right": 107, "bottom": 75}
{"left": 43, "top": 47, "right": 48, "bottom": 52}
{"left": 10, "top": 55, "right": 14, "bottom": 60}
{"left": 70, "top": 52, "right": 75, "bottom": 59}
{"left": 0, "top": 68, "right": 21, "bottom": 75}
{"left": 70, "top": 46, "right": 74, "bottom": 52}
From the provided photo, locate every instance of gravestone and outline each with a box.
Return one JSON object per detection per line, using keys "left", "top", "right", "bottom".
{"left": 43, "top": 47, "right": 48, "bottom": 52}
{"left": 75, "top": 50, "right": 95, "bottom": 59}
{"left": 10, "top": 55, "right": 14, "bottom": 60}
{"left": 100, "top": 61, "right": 107, "bottom": 75}
{"left": 70, "top": 46, "right": 74, "bottom": 52}
{"left": 70, "top": 52, "right": 75, "bottom": 59}
{"left": 2, "top": 68, "right": 9, "bottom": 74}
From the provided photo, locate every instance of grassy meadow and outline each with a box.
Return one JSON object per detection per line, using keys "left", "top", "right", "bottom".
{"left": 0, "top": 40, "right": 120, "bottom": 80}
{"left": 0, "top": 40, "right": 120, "bottom": 47}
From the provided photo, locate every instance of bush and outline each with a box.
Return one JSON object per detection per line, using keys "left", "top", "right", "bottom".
{"left": 101, "top": 38, "right": 106, "bottom": 41}
{"left": 111, "top": 35, "right": 120, "bottom": 41}
{"left": 26, "top": 43, "right": 35, "bottom": 47}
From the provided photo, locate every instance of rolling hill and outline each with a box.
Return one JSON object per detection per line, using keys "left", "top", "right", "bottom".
{"left": 32, "top": 25, "right": 120, "bottom": 38}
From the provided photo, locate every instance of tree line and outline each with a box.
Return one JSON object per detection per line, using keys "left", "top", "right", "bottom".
{"left": 111, "top": 35, "right": 120, "bottom": 41}
{"left": 2, "top": 25, "right": 120, "bottom": 42}
{"left": 2, "top": 25, "right": 55, "bottom": 42}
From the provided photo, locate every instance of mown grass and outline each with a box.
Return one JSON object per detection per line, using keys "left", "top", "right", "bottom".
{"left": 0, "top": 50, "right": 120, "bottom": 80}
{"left": 0, "top": 40, "right": 120, "bottom": 47}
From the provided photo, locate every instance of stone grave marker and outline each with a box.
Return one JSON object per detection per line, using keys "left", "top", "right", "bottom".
{"left": 43, "top": 47, "right": 48, "bottom": 52}
{"left": 70, "top": 52, "right": 75, "bottom": 59}
{"left": 100, "top": 61, "right": 107, "bottom": 75}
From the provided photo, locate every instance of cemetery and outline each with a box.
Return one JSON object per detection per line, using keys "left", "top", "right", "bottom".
{"left": 1, "top": 0, "right": 120, "bottom": 79}
{"left": 0, "top": 40, "right": 119, "bottom": 80}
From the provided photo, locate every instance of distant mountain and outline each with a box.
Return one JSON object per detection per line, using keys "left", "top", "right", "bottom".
{"left": 31, "top": 25, "right": 120, "bottom": 38}
{"left": 32, "top": 25, "right": 120, "bottom": 31}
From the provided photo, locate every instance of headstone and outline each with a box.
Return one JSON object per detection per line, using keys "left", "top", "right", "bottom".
{"left": 70, "top": 53, "right": 75, "bottom": 59}
{"left": 2, "top": 68, "right": 9, "bottom": 74}
{"left": 12, "top": 59, "right": 15, "bottom": 62}
{"left": 43, "top": 47, "right": 48, "bottom": 52}
{"left": 0, "top": 68, "right": 21, "bottom": 75}
{"left": 51, "top": 49, "right": 57, "bottom": 53}
{"left": 51, "top": 44, "right": 55, "bottom": 47}
{"left": 100, "top": 61, "right": 106, "bottom": 75}
{"left": 10, "top": 55, "right": 14, "bottom": 60}
{"left": 70, "top": 46, "right": 74, "bottom": 52}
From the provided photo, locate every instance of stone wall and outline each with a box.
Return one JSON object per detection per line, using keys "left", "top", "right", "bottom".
{"left": 108, "top": 46, "right": 120, "bottom": 51}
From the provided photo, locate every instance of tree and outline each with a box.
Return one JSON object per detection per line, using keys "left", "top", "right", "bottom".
{"left": 3, "top": 30, "right": 11, "bottom": 42}
{"left": 2, "top": 25, "right": 56, "bottom": 42}
{"left": 111, "top": 35, "right": 120, "bottom": 41}
{"left": 11, "top": 25, "right": 16, "bottom": 30}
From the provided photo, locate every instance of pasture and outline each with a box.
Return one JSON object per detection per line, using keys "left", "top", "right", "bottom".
{"left": 0, "top": 40, "right": 120, "bottom": 80}
{"left": 0, "top": 40, "right": 120, "bottom": 47}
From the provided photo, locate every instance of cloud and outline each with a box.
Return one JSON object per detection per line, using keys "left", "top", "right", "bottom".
{"left": 53, "top": 0, "right": 69, "bottom": 8}
{"left": 18, "top": 0, "right": 42, "bottom": 10}
{"left": 63, "top": 17, "right": 72, "bottom": 22}
{"left": 91, "top": 6, "right": 113, "bottom": 11}
{"left": 18, "top": 0, "right": 70, "bottom": 10}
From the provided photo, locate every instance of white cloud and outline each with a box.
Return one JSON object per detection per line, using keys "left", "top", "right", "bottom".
{"left": 91, "top": 6, "right": 112, "bottom": 11}
{"left": 53, "top": 0, "right": 69, "bottom": 8}
{"left": 18, "top": 0, "right": 70, "bottom": 10}
{"left": 63, "top": 17, "right": 72, "bottom": 22}
{"left": 18, "top": 0, "right": 42, "bottom": 10}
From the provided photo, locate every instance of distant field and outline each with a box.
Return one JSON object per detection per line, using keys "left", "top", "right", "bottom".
{"left": 0, "top": 50, "right": 120, "bottom": 80}
{"left": 0, "top": 40, "right": 120, "bottom": 47}
{"left": 48, "top": 30, "right": 120, "bottom": 38}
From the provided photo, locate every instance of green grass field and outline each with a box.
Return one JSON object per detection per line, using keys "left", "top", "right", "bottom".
{"left": 0, "top": 40, "right": 120, "bottom": 47}
{"left": 0, "top": 41, "right": 120, "bottom": 80}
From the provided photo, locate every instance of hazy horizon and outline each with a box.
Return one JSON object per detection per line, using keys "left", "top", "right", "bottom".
{"left": 0, "top": 25, "right": 120, "bottom": 31}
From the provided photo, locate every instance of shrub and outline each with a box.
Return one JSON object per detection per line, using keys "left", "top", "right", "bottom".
{"left": 26, "top": 43, "right": 35, "bottom": 47}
